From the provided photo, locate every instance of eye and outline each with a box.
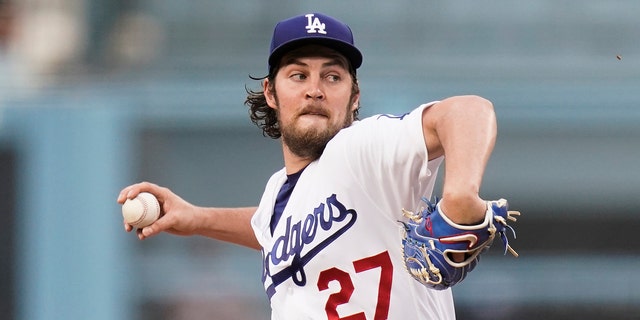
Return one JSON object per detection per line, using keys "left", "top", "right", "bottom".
{"left": 290, "top": 73, "right": 307, "bottom": 81}
{"left": 326, "top": 74, "right": 341, "bottom": 82}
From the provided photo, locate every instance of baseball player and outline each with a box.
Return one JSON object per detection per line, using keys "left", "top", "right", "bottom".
{"left": 118, "top": 12, "right": 519, "bottom": 320}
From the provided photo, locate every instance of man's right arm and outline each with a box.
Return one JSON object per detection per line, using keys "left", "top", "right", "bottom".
{"left": 117, "top": 182, "right": 261, "bottom": 250}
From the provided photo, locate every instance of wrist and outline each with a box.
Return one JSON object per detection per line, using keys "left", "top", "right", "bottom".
{"left": 439, "top": 194, "right": 486, "bottom": 225}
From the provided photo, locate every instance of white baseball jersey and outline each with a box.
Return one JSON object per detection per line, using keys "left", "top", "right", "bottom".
{"left": 251, "top": 102, "right": 455, "bottom": 320}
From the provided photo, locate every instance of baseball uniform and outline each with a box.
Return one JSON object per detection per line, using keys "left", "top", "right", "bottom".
{"left": 251, "top": 101, "right": 456, "bottom": 320}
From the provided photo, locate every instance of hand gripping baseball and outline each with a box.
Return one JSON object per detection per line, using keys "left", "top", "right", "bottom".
{"left": 399, "top": 198, "right": 520, "bottom": 290}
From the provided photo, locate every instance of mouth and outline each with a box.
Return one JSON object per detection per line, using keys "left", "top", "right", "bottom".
{"left": 299, "top": 106, "right": 329, "bottom": 118}
{"left": 301, "top": 112, "right": 327, "bottom": 117}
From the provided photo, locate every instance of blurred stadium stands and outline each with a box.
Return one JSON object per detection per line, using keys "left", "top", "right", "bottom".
{"left": 1, "top": 1, "right": 639, "bottom": 319}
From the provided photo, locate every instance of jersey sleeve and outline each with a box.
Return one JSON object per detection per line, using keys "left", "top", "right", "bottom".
{"left": 322, "top": 102, "right": 443, "bottom": 216}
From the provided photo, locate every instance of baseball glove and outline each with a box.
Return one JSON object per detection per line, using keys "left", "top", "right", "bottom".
{"left": 399, "top": 197, "right": 520, "bottom": 290}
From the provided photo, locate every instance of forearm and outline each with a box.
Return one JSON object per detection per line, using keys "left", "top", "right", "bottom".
{"left": 424, "top": 95, "right": 497, "bottom": 223}
{"left": 195, "top": 206, "right": 261, "bottom": 250}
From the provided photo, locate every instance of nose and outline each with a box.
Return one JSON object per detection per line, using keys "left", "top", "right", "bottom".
{"left": 305, "top": 79, "right": 325, "bottom": 100}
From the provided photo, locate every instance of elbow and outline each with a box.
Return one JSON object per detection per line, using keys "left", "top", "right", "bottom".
{"left": 471, "top": 95, "right": 494, "bottom": 119}
{"left": 438, "top": 94, "right": 497, "bottom": 131}
{"left": 449, "top": 95, "right": 496, "bottom": 132}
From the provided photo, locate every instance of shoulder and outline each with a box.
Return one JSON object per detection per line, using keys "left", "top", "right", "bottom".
{"left": 334, "top": 101, "right": 439, "bottom": 142}
{"left": 366, "top": 101, "right": 438, "bottom": 123}
{"left": 320, "top": 101, "right": 439, "bottom": 172}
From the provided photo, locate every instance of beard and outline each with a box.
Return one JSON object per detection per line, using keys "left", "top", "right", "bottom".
{"left": 279, "top": 105, "right": 354, "bottom": 160}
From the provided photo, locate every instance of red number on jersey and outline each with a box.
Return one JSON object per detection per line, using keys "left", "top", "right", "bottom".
{"left": 317, "top": 251, "right": 393, "bottom": 320}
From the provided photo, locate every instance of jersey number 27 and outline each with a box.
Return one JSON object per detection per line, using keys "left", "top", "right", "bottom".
{"left": 317, "top": 251, "right": 392, "bottom": 320}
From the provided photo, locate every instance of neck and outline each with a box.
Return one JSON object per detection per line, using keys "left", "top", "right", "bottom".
{"left": 282, "top": 142, "right": 314, "bottom": 175}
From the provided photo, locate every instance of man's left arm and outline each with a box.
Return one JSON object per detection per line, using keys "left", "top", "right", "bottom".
{"left": 421, "top": 95, "right": 497, "bottom": 224}
{"left": 399, "top": 95, "right": 519, "bottom": 290}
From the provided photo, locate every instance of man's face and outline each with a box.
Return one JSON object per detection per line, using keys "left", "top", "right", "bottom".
{"left": 264, "top": 45, "right": 360, "bottom": 160}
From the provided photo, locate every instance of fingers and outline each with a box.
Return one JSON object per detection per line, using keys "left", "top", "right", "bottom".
{"left": 117, "top": 186, "right": 138, "bottom": 204}
{"left": 127, "top": 224, "right": 156, "bottom": 242}
{"left": 141, "top": 221, "right": 160, "bottom": 239}
{"left": 135, "top": 215, "right": 170, "bottom": 240}
{"left": 117, "top": 182, "right": 193, "bottom": 240}
{"left": 136, "top": 228, "right": 146, "bottom": 240}
{"left": 116, "top": 181, "right": 162, "bottom": 204}
{"left": 118, "top": 181, "right": 166, "bottom": 239}
{"left": 131, "top": 221, "right": 158, "bottom": 240}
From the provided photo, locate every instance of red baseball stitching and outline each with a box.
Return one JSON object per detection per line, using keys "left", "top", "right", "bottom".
{"left": 131, "top": 195, "right": 149, "bottom": 226}
{"left": 128, "top": 193, "right": 159, "bottom": 227}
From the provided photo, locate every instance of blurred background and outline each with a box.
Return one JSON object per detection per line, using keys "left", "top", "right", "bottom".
{"left": 1, "top": 1, "right": 639, "bottom": 319}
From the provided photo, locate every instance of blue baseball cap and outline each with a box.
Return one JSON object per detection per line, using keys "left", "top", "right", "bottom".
{"left": 268, "top": 13, "right": 363, "bottom": 71}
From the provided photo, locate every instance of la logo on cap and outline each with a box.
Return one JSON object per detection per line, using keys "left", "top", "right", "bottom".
{"left": 305, "top": 14, "right": 327, "bottom": 34}
{"left": 268, "top": 12, "right": 363, "bottom": 70}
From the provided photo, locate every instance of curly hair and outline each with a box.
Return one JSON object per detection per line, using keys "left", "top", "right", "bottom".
{"left": 245, "top": 65, "right": 360, "bottom": 139}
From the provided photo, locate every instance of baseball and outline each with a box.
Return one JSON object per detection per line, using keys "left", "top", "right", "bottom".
{"left": 122, "top": 192, "right": 161, "bottom": 228}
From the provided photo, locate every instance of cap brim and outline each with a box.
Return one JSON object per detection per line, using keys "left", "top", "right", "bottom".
{"left": 268, "top": 37, "right": 363, "bottom": 71}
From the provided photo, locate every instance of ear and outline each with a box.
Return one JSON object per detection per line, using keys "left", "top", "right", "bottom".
{"left": 263, "top": 79, "right": 277, "bottom": 110}
{"left": 350, "top": 91, "right": 361, "bottom": 113}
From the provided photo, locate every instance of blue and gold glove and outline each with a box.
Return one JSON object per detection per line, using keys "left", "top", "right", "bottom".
{"left": 400, "top": 198, "right": 520, "bottom": 290}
